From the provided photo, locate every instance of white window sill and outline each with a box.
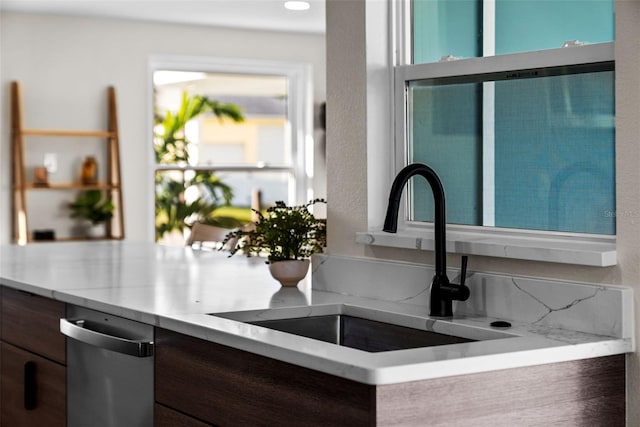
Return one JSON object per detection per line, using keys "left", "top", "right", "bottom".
{"left": 355, "top": 228, "right": 616, "bottom": 267}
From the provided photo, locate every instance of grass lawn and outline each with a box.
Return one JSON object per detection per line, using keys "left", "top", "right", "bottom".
{"left": 211, "top": 206, "right": 256, "bottom": 225}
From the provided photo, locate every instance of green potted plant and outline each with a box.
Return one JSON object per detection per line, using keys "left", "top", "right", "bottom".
{"left": 221, "top": 199, "right": 327, "bottom": 287}
{"left": 69, "top": 190, "right": 114, "bottom": 238}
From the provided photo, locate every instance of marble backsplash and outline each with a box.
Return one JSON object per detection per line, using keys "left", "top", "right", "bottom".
{"left": 311, "top": 254, "right": 633, "bottom": 340}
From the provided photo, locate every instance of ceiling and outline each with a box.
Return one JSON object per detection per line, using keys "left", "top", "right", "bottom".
{"left": 0, "top": 0, "right": 326, "bottom": 34}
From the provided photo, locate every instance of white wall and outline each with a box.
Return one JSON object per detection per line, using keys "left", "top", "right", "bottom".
{"left": 325, "top": 0, "right": 639, "bottom": 420}
{"left": 614, "top": 0, "right": 640, "bottom": 419}
{"left": 0, "top": 12, "right": 326, "bottom": 243}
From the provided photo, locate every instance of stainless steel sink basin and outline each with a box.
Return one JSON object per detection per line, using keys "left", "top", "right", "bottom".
{"left": 213, "top": 304, "right": 516, "bottom": 353}
{"left": 249, "top": 314, "right": 474, "bottom": 352}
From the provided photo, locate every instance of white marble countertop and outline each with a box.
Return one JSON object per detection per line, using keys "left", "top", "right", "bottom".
{"left": 0, "top": 241, "right": 632, "bottom": 385}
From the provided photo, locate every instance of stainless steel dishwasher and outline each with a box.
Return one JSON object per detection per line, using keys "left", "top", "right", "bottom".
{"left": 60, "top": 305, "right": 154, "bottom": 427}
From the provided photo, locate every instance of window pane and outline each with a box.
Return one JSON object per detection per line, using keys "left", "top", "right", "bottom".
{"left": 412, "top": 0, "right": 614, "bottom": 63}
{"left": 217, "top": 170, "right": 292, "bottom": 207}
{"left": 496, "top": 0, "right": 614, "bottom": 55}
{"left": 409, "top": 83, "right": 483, "bottom": 225}
{"left": 155, "top": 72, "right": 290, "bottom": 168}
{"left": 413, "top": 0, "right": 481, "bottom": 64}
{"left": 155, "top": 168, "right": 292, "bottom": 235}
{"left": 494, "top": 71, "right": 615, "bottom": 234}
{"left": 408, "top": 69, "right": 615, "bottom": 235}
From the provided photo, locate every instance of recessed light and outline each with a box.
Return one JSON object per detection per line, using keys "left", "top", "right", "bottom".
{"left": 284, "top": 1, "right": 310, "bottom": 11}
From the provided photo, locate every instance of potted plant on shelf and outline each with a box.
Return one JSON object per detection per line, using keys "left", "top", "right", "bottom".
{"left": 69, "top": 190, "right": 114, "bottom": 238}
{"left": 221, "top": 199, "right": 327, "bottom": 287}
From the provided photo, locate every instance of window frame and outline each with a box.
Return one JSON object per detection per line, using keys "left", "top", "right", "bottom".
{"left": 357, "top": 0, "right": 617, "bottom": 266}
{"left": 148, "top": 55, "right": 314, "bottom": 239}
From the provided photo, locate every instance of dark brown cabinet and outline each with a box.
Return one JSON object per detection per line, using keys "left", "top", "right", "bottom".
{"left": 1, "top": 343, "right": 65, "bottom": 426}
{"left": 0, "top": 287, "right": 66, "bottom": 426}
{"left": 154, "top": 403, "right": 213, "bottom": 427}
{"left": 155, "top": 328, "right": 625, "bottom": 427}
{"left": 155, "top": 328, "right": 373, "bottom": 426}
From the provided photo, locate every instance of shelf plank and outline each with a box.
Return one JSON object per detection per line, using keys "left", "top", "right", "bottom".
{"left": 27, "top": 236, "right": 124, "bottom": 243}
{"left": 18, "top": 183, "right": 121, "bottom": 191}
{"left": 21, "top": 129, "right": 115, "bottom": 138}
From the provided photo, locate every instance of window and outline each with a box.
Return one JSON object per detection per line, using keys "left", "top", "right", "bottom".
{"left": 356, "top": 0, "right": 617, "bottom": 266}
{"left": 397, "top": 0, "right": 615, "bottom": 236}
{"left": 149, "top": 56, "right": 313, "bottom": 244}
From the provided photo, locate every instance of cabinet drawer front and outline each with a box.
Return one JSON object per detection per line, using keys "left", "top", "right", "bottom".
{"left": 155, "top": 329, "right": 374, "bottom": 427}
{"left": 1, "top": 287, "right": 66, "bottom": 364}
{"left": 1, "top": 342, "right": 66, "bottom": 427}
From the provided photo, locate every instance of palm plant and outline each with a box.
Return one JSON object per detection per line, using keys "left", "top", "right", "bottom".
{"left": 154, "top": 91, "right": 244, "bottom": 241}
{"left": 155, "top": 91, "right": 243, "bottom": 164}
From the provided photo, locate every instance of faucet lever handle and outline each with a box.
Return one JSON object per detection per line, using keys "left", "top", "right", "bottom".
{"left": 458, "top": 255, "right": 468, "bottom": 287}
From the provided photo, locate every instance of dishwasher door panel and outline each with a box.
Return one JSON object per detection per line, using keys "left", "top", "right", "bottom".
{"left": 64, "top": 306, "right": 154, "bottom": 427}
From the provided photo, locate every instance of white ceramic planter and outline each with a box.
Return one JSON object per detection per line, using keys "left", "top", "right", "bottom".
{"left": 86, "top": 223, "right": 106, "bottom": 239}
{"left": 77, "top": 220, "right": 106, "bottom": 239}
{"left": 268, "top": 259, "right": 310, "bottom": 287}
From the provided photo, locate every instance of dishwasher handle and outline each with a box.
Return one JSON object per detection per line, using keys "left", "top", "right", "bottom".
{"left": 60, "top": 318, "right": 154, "bottom": 358}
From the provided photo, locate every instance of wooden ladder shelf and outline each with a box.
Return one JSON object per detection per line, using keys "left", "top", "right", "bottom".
{"left": 10, "top": 81, "right": 125, "bottom": 244}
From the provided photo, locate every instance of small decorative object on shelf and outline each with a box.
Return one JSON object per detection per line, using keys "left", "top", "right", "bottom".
{"left": 33, "top": 167, "right": 49, "bottom": 187}
{"left": 221, "top": 199, "right": 327, "bottom": 287}
{"left": 80, "top": 156, "right": 98, "bottom": 185}
{"left": 32, "top": 229, "right": 55, "bottom": 241}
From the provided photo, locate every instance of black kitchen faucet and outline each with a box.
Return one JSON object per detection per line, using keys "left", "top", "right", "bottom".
{"left": 383, "top": 163, "right": 470, "bottom": 317}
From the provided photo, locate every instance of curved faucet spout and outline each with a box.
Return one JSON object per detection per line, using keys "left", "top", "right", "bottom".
{"left": 383, "top": 163, "right": 447, "bottom": 279}
{"left": 383, "top": 163, "right": 469, "bottom": 317}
